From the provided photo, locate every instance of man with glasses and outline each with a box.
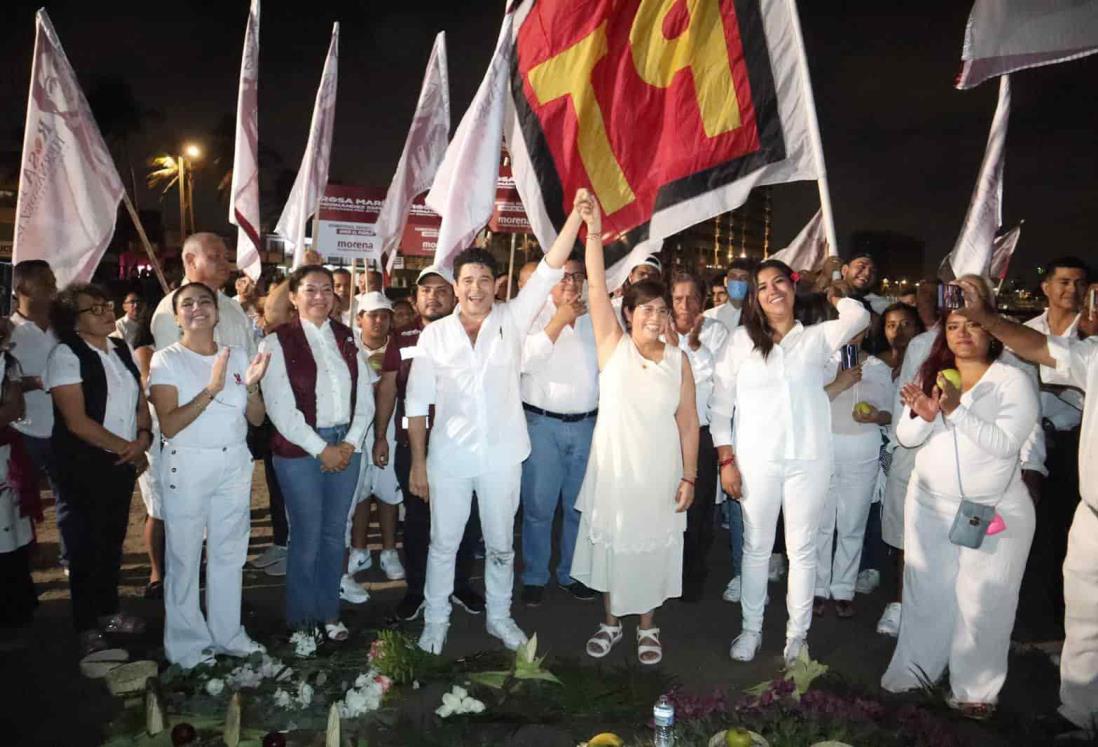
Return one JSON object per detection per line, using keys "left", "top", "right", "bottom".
{"left": 518, "top": 253, "right": 599, "bottom": 606}
{"left": 114, "top": 292, "right": 146, "bottom": 347}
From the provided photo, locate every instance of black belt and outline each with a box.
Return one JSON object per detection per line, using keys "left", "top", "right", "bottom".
{"left": 523, "top": 403, "right": 598, "bottom": 422}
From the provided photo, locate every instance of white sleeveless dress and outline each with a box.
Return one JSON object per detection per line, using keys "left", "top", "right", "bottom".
{"left": 571, "top": 336, "right": 686, "bottom": 616}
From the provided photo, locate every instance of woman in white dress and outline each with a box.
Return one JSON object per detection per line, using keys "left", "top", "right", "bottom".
{"left": 570, "top": 190, "right": 699, "bottom": 666}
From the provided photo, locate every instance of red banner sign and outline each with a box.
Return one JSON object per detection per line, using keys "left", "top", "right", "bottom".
{"left": 488, "top": 153, "right": 532, "bottom": 233}
{"left": 399, "top": 195, "right": 442, "bottom": 257}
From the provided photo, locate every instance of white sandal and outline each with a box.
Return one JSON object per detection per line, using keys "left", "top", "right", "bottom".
{"left": 636, "top": 626, "right": 663, "bottom": 665}
{"left": 324, "top": 622, "right": 349, "bottom": 641}
{"left": 585, "top": 623, "right": 623, "bottom": 658}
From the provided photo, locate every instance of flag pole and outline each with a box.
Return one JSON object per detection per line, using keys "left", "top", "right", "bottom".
{"left": 786, "top": 0, "right": 838, "bottom": 257}
{"left": 121, "top": 191, "right": 169, "bottom": 293}
{"left": 506, "top": 232, "right": 517, "bottom": 301}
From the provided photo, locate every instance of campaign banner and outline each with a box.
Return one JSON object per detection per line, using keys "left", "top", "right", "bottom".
{"left": 316, "top": 184, "right": 385, "bottom": 262}
{"left": 400, "top": 195, "right": 442, "bottom": 257}
{"left": 489, "top": 152, "right": 532, "bottom": 233}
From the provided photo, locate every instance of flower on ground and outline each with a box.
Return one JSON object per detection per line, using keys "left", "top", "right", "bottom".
{"left": 436, "top": 685, "right": 485, "bottom": 718}
{"left": 205, "top": 678, "right": 225, "bottom": 696}
{"left": 272, "top": 689, "right": 292, "bottom": 708}
{"left": 290, "top": 630, "right": 318, "bottom": 658}
{"left": 339, "top": 668, "right": 389, "bottom": 718}
{"left": 296, "top": 682, "right": 314, "bottom": 708}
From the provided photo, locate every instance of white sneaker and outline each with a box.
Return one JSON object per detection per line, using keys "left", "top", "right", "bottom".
{"left": 250, "top": 544, "right": 287, "bottom": 569}
{"left": 264, "top": 557, "right": 287, "bottom": 577}
{"left": 876, "top": 602, "right": 902, "bottom": 636}
{"left": 768, "top": 554, "right": 786, "bottom": 582}
{"left": 379, "top": 549, "right": 406, "bottom": 581}
{"left": 722, "top": 576, "right": 742, "bottom": 603}
{"left": 486, "top": 617, "right": 529, "bottom": 651}
{"left": 729, "top": 631, "right": 762, "bottom": 662}
{"left": 347, "top": 549, "right": 372, "bottom": 576}
{"left": 783, "top": 637, "right": 808, "bottom": 667}
{"left": 855, "top": 569, "right": 881, "bottom": 595}
{"left": 219, "top": 636, "right": 266, "bottom": 658}
{"left": 418, "top": 622, "right": 449, "bottom": 654}
{"left": 339, "top": 575, "right": 370, "bottom": 604}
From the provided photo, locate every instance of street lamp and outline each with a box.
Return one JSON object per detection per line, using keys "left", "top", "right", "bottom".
{"left": 179, "top": 143, "right": 202, "bottom": 236}
{"left": 184, "top": 143, "right": 202, "bottom": 160}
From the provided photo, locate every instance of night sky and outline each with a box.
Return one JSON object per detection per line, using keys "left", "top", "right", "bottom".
{"left": 2, "top": 1, "right": 1096, "bottom": 279}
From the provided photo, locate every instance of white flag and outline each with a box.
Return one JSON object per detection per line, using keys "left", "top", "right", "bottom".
{"left": 379, "top": 32, "right": 450, "bottom": 274}
{"left": 947, "top": 76, "right": 1010, "bottom": 279}
{"left": 229, "top": 0, "right": 262, "bottom": 281}
{"left": 426, "top": 16, "right": 513, "bottom": 270}
{"left": 989, "top": 223, "right": 1022, "bottom": 281}
{"left": 275, "top": 23, "right": 339, "bottom": 268}
{"left": 770, "top": 209, "right": 826, "bottom": 272}
{"left": 957, "top": 0, "right": 1098, "bottom": 89}
{"left": 13, "top": 10, "right": 124, "bottom": 287}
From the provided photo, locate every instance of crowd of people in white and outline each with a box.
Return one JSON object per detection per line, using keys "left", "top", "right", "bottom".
{"left": 1, "top": 189, "right": 1096, "bottom": 729}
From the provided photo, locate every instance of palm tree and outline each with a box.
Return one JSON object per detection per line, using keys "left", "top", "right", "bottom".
{"left": 147, "top": 154, "right": 193, "bottom": 237}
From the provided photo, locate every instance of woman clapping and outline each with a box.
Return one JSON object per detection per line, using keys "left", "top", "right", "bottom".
{"left": 149, "top": 282, "right": 270, "bottom": 668}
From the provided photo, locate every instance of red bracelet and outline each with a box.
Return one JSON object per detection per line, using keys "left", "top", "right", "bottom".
{"left": 718, "top": 456, "right": 736, "bottom": 468}
{"left": 680, "top": 477, "right": 695, "bottom": 486}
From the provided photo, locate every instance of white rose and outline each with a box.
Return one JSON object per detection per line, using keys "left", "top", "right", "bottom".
{"left": 205, "top": 678, "right": 225, "bottom": 696}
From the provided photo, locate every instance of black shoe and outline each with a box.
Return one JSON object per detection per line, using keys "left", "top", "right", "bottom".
{"left": 143, "top": 581, "right": 163, "bottom": 600}
{"left": 395, "top": 594, "right": 425, "bottom": 622}
{"left": 561, "top": 581, "right": 596, "bottom": 601}
{"left": 522, "top": 585, "right": 544, "bottom": 607}
{"left": 450, "top": 587, "right": 485, "bottom": 615}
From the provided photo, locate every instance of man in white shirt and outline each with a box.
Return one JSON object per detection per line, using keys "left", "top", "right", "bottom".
{"left": 406, "top": 209, "right": 576, "bottom": 654}
{"left": 611, "top": 255, "right": 662, "bottom": 326}
{"left": 1016, "top": 257, "right": 1088, "bottom": 643}
{"left": 955, "top": 279, "right": 1098, "bottom": 735}
{"left": 840, "top": 251, "right": 890, "bottom": 315}
{"left": 114, "top": 292, "right": 146, "bottom": 347}
{"left": 670, "top": 272, "right": 729, "bottom": 601}
{"left": 9, "top": 260, "right": 62, "bottom": 562}
{"left": 518, "top": 254, "right": 599, "bottom": 607}
{"left": 703, "top": 258, "right": 752, "bottom": 333}
{"left": 150, "top": 233, "right": 257, "bottom": 357}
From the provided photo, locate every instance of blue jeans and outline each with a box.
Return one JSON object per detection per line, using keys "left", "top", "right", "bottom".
{"left": 519, "top": 411, "right": 595, "bottom": 586}
{"left": 723, "top": 499, "right": 744, "bottom": 579}
{"left": 23, "top": 435, "right": 66, "bottom": 563}
{"left": 273, "top": 426, "right": 361, "bottom": 628}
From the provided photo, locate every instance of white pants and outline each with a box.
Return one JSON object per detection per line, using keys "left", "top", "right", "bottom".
{"left": 424, "top": 463, "right": 521, "bottom": 625}
{"left": 739, "top": 458, "right": 831, "bottom": 639}
{"left": 162, "top": 443, "right": 254, "bottom": 668}
{"left": 881, "top": 444, "right": 916, "bottom": 550}
{"left": 137, "top": 425, "right": 163, "bottom": 519}
{"left": 815, "top": 456, "right": 879, "bottom": 601}
{"left": 881, "top": 473, "right": 1034, "bottom": 704}
{"left": 1061, "top": 502, "right": 1098, "bottom": 728}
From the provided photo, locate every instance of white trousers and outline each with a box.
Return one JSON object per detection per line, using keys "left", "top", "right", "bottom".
{"left": 137, "top": 424, "right": 163, "bottom": 519}
{"left": 162, "top": 443, "right": 254, "bottom": 668}
{"left": 739, "top": 458, "right": 831, "bottom": 639}
{"left": 1061, "top": 502, "right": 1098, "bottom": 728}
{"left": 424, "top": 463, "right": 522, "bottom": 625}
{"left": 881, "top": 473, "right": 1034, "bottom": 704}
{"left": 815, "top": 456, "right": 879, "bottom": 601}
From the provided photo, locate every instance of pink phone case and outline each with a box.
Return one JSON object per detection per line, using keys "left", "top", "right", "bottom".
{"left": 987, "top": 513, "right": 1007, "bottom": 536}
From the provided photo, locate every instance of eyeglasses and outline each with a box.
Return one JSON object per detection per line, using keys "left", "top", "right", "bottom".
{"left": 77, "top": 303, "right": 112, "bottom": 316}
{"left": 562, "top": 272, "right": 586, "bottom": 283}
{"left": 123, "top": 299, "right": 144, "bottom": 306}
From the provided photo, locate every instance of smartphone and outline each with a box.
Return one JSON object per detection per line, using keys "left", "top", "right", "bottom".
{"left": 840, "top": 343, "right": 858, "bottom": 370}
{"left": 939, "top": 283, "right": 964, "bottom": 311}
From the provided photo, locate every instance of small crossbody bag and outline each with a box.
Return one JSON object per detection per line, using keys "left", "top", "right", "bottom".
{"left": 945, "top": 417, "right": 998, "bottom": 549}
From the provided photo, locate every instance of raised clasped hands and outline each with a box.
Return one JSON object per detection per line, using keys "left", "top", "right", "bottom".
{"left": 574, "top": 188, "right": 602, "bottom": 235}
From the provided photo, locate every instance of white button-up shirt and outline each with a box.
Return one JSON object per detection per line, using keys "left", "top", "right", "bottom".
{"left": 406, "top": 260, "right": 564, "bottom": 478}
{"left": 1025, "top": 310, "right": 1084, "bottom": 431}
{"left": 703, "top": 302, "right": 742, "bottom": 333}
{"left": 676, "top": 316, "right": 729, "bottom": 426}
{"left": 260, "top": 321, "right": 376, "bottom": 457}
{"left": 1044, "top": 336, "right": 1098, "bottom": 510}
{"left": 708, "top": 297, "right": 870, "bottom": 462}
{"left": 151, "top": 287, "right": 258, "bottom": 356}
{"left": 521, "top": 301, "right": 599, "bottom": 415}
{"left": 9, "top": 312, "right": 58, "bottom": 439}
{"left": 45, "top": 340, "right": 140, "bottom": 441}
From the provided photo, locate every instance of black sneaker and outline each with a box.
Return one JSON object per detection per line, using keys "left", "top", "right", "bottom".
{"left": 450, "top": 587, "right": 485, "bottom": 615}
{"left": 522, "top": 585, "right": 544, "bottom": 607}
{"left": 561, "top": 581, "right": 596, "bottom": 601}
{"left": 395, "top": 594, "right": 425, "bottom": 622}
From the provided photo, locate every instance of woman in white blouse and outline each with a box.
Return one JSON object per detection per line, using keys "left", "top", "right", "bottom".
{"left": 149, "top": 283, "right": 269, "bottom": 668}
{"left": 881, "top": 306, "right": 1038, "bottom": 717}
{"left": 46, "top": 283, "right": 153, "bottom": 656}
{"left": 260, "top": 266, "right": 375, "bottom": 640}
{"left": 710, "top": 260, "right": 869, "bottom": 665}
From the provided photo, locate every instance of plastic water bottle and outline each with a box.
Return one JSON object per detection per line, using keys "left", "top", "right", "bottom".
{"left": 653, "top": 694, "right": 675, "bottom": 746}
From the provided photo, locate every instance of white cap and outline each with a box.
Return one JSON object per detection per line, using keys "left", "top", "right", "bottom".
{"left": 636, "top": 255, "right": 662, "bottom": 272}
{"left": 416, "top": 264, "right": 454, "bottom": 285}
{"left": 356, "top": 291, "right": 393, "bottom": 314}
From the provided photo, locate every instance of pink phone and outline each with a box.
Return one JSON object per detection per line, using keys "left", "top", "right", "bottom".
{"left": 987, "top": 513, "right": 1007, "bottom": 536}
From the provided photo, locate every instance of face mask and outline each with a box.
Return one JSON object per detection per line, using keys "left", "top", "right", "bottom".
{"left": 726, "top": 279, "right": 748, "bottom": 301}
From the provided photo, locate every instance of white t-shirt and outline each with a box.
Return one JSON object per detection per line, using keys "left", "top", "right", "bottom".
{"left": 9, "top": 313, "right": 58, "bottom": 439}
{"left": 149, "top": 344, "right": 250, "bottom": 448}
{"left": 45, "top": 339, "right": 140, "bottom": 442}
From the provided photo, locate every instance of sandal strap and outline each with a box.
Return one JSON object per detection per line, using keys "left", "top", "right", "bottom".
{"left": 636, "top": 626, "right": 661, "bottom": 642}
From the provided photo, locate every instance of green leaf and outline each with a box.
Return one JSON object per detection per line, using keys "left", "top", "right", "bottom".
{"left": 787, "top": 651, "right": 829, "bottom": 698}
{"left": 467, "top": 672, "right": 510, "bottom": 689}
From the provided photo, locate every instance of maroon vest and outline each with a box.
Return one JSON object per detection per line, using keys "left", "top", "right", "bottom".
{"left": 269, "top": 317, "right": 360, "bottom": 458}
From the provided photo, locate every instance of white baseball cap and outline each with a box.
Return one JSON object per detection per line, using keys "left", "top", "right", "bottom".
{"left": 635, "top": 255, "right": 662, "bottom": 272}
{"left": 356, "top": 291, "right": 393, "bottom": 314}
{"left": 416, "top": 264, "right": 455, "bottom": 285}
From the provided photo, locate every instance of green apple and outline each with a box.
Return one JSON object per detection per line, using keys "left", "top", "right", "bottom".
{"left": 726, "top": 728, "right": 754, "bottom": 747}
{"left": 853, "top": 402, "right": 873, "bottom": 418}
{"left": 938, "top": 368, "right": 961, "bottom": 390}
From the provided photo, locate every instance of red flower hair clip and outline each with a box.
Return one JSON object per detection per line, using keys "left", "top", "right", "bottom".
{"left": 790, "top": 271, "right": 801, "bottom": 283}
